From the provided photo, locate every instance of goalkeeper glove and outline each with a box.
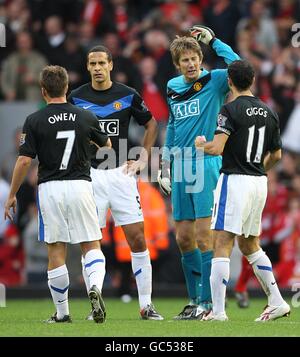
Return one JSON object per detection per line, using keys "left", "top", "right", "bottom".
{"left": 157, "top": 160, "right": 171, "bottom": 195}
{"left": 189, "top": 25, "right": 215, "bottom": 46}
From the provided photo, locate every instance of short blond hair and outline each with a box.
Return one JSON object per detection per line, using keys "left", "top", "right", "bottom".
{"left": 170, "top": 36, "right": 203, "bottom": 66}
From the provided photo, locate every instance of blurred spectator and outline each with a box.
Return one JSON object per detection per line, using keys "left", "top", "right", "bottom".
{"left": 138, "top": 56, "right": 169, "bottom": 128}
{"left": 36, "top": 15, "right": 66, "bottom": 65}
{"left": 237, "top": 0, "right": 278, "bottom": 53}
{"left": 1, "top": 31, "right": 47, "bottom": 101}
{"left": 5, "top": 0, "right": 30, "bottom": 34}
{"left": 0, "top": 173, "right": 25, "bottom": 287}
{"left": 282, "top": 82, "right": 300, "bottom": 154}
{"left": 278, "top": 151, "right": 300, "bottom": 189}
{"left": 159, "top": 0, "right": 202, "bottom": 33}
{"left": 101, "top": 0, "right": 138, "bottom": 42}
{"left": 143, "top": 29, "right": 176, "bottom": 89}
{"left": 275, "top": 196, "right": 300, "bottom": 287}
{"left": 0, "top": 174, "right": 10, "bottom": 239}
{"left": 0, "top": 223, "right": 25, "bottom": 286}
{"left": 60, "top": 34, "right": 87, "bottom": 91}
{"left": 103, "top": 32, "right": 141, "bottom": 89}
{"left": 203, "top": 0, "right": 241, "bottom": 49}
{"left": 81, "top": 0, "right": 104, "bottom": 30}
{"left": 78, "top": 20, "right": 102, "bottom": 52}
{"left": 23, "top": 205, "right": 48, "bottom": 283}
{"left": 1, "top": 127, "right": 22, "bottom": 182}
{"left": 27, "top": 0, "right": 82, "bottom": 33}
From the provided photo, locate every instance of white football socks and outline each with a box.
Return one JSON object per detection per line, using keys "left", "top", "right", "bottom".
{"left": 84, "top": 249, "right": 106, "bottom": 292}
{"left": 48, "top": 264, "right": 69, "bottom": 319}
{"left": 131, "top": 249, "right": 152, "bottom": 309}
{"left": 81, "top": 255, "right": 90, "bottom": 294}
{"left": 246, "top": 249, "right": 284, "bottom": 306}
{"left": 210, "top": 257, "right": 230, "bottom": 315}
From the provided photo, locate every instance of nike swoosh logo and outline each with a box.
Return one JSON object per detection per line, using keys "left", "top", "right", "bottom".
{"left": 271, "top": 282, "right": 276, "bottom": 285}
{"left": 58, "top": 299, "right": 67, "bottom": 303}
{"left": 83, "top": 105, "right": 93, "bottom": 109}
{"left": 171, "top": 94, "right": 179, "bottom": 99}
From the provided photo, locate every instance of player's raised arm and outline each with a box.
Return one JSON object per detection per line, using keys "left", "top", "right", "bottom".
{"left": 190, "top": 25, "right": 240, "bottom": 65}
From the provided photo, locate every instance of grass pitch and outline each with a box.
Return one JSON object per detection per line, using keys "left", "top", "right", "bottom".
{"left": 0, "top": 297, "right": 299, "bottom": 337}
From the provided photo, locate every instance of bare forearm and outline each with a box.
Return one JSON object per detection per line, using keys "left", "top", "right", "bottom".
{"left": 264, "top": 155, "right": 278, "bottom": 171}
{"left": 9, "top": 157, "right": 32, "bottom": 197}
{"left": 142, "top": 118, "right": 158, "bottom": 160}
{"left": 202, "top": 142, "right": 221, "bottom": 156}
{"left": 264, "top": 151, "right": 281, "bottom": 171}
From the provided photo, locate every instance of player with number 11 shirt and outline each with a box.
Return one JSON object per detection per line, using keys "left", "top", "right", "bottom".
{"left": 195, "top": 60, "right": 290, "bottom": 322}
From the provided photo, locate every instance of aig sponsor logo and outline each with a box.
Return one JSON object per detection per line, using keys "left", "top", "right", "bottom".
{"left": 0, "top": 23, "right": 6, "bottom": 47}
{"left": 173, "top": 99, "right": 200, "bottom": 120}
{"left": 99, "top": 119, "right": 119, "bottom": 136}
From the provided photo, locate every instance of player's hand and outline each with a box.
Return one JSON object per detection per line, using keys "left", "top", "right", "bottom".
{"left": 195, "top": 135, "right": 207, "bottom": 149}
{"left": 189, "top": 25, "right": 215, "bottom": 46}
{"left": 157, "top": 160, "right": 171, "bottom": 195}
{"left": 124, "top": 159, "right": 147, "bottom": 176}
{"left": 4, "top": 196, "right": 17, "bottom": 221}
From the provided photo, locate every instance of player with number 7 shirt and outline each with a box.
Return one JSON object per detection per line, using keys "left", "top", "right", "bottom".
{"left": 4, "top": 65, "right": 111, "bottom": 324}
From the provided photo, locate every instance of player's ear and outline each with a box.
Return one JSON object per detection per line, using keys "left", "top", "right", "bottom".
{"left": 41, "top": 87, "right": 46, "bottom": 98}
{"left": 109, "top": 60, "right": 113, "bottom": 71}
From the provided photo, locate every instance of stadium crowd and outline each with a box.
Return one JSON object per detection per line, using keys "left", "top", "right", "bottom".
{"left": 0, "top": 0, "right": 300, "bottom": 297}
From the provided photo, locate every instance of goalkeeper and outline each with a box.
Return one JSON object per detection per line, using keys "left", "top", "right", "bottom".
{"left": 158, "top": 26, "right": 240, "bottom": 320}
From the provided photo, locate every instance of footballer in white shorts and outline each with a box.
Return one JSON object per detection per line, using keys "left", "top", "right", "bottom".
{"left": 211, "top": 173, "right": 267, "bottom": 238}
{"left": 37, "top": 180, "right": 102, "bottom": 244}
{"left": 90, "top": 166, "right": 143, "bottom": 228}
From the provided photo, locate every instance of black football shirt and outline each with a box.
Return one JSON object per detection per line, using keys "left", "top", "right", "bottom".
{"left": 19, "top": 103, "right": 108, "bottom": 184}
{"left": 68, "top": 82, "right": 152, "bottom": 168}
{"left": 215, "top": 95, "right": 282, "bottom": 176}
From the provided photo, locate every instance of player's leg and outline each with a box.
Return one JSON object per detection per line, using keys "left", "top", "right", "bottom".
{"left": 37, "top": 181, "right": 71, "bottom": 323}
{"left": 234, "top": 255, "right": 252, "bottom": 308}
{"left": 67, "top": 179, "right": 106, "bottom": 323}
{"left": 46, "top": 242, "right": 71, "bottom": 323}
{"left": 81, "top": 240, "right": 106, "bottom": 323}
{"left": 239, "top": 175, "right": 290, "bottom": 321}
{"left": 204, "top": 230, "right": 235, "bottom": 321}
{"left": 238, "top": 235, "right": 290, "bottom": 321}
{"left": 110, "top": 167, "right": 162, "bottom": 320}
{"left": 122, "top": 222, "right": 163, "bottom": 320}
{"left": 195, "top": 217, "right": 213, "bottom": 312}
{"left": 81, "top": 168, "right": 109, "bottom": 297}
{"left": 173, "top": 219, "right": 205, "bottom": 320}
{"left": 193, "top": 156, "right": 221, "bottom": 314}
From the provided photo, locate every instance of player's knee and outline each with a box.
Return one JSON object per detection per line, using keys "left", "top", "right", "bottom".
{"left": 238, "top": 236, "right": 260, "bottom": 256}
{"left": 129, "top": 232, "right": 147, "bottom": 252}
{"left": 196, "top": 229, "right": 212, "bottom": 252}
{"left": 176, "top": 233, "right": 193, "bottom": 251}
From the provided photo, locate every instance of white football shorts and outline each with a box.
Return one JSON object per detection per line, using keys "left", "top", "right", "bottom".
{"left": 91, "top": 166, "right": 143, "bottom": 228}
{"left": 211, "top": 173, "right": 268, "bottom": 238}
{"left": 37, "top": 180, "right": 102, "bottom": 244}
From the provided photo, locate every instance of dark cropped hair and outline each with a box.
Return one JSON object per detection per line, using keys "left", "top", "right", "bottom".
{"left": 87, "top": 45, "right": 112, "bottom": 62}
{"left": 40, "top": 65, "right": 68, "bottom": 98}
{"left": 228, "top": 60, "right": 255, "bottom": 91}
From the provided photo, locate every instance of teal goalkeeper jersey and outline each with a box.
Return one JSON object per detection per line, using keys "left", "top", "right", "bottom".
{"left": 162, "top": 39, "right": 240, "bottom": 161}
